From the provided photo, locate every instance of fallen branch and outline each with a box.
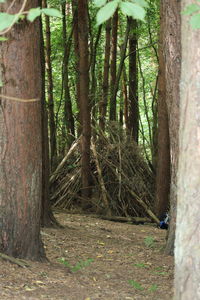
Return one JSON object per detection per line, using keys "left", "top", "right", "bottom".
{"left": 0, "top": 252, "right": 30, "bottom": 268}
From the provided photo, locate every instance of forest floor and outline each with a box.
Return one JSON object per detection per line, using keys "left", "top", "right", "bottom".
{"left": 0, "top": 211, "right": 174, "bottom": 300}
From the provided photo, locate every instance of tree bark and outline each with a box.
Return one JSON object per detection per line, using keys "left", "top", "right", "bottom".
{"left": 175, "top": 2, "right": 200, "bottom": 298}
{"left": 154, "top": 0, "right": 171, "bottom": 220}
{"left": 128, "top": 19, "right": 138, "bottom": 143}
{"left": 109, "top": 10, "right": 118, "bottom": 121}
{"left": 0, "top": 0, "right": 45, "bottom": 260}
{"left": 163, "top": 0, "right": 181, "bottom": 255}
{"left": 78, "top": 0, "right": 91, "bottom": 199}
{"left": 43, "top": 0, "right": 57, "bottom": 170}
{"left": 39, "top": 15, "right": 59, "bottom": 228}
{"left": 99, "top": 19, "right": 111, "bottom": 131}
{"left": 62, "top": 1, "right": 75, "bottom": 147}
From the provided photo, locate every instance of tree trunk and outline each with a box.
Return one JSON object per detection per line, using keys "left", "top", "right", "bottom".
{"left": 62, "top": 1, "right": 75, "bottom": 147}
{"left": 175, "top": 2, "right": 200, "bottom": 298}
{"left": 163, "top": 0, "right": 181, "bottom": 255}
{"left": 43, "top": 0, "right": 57, "bottom": 170}
{"left": 72, "top": 0, "right": 81, "bottom": 136}
{"left": 154, "top": 0, "right": 171, "bottom": 220}
{"left": 78, "top": 0, "right": 91, "bottom": 199}
{"left": 128, "top": 19, "right": 138, "bottom": 143}
{"left": 99, "top": 19, "right": 111, "bottom": 131}
{"left": 0, "top": 0, "right": 45, "bottom": 260}
{"left": 109, "top": 10, "right": 118, "bottom": 121}
{"left": 40, "top": 15, "right": 59, "bottom": 228}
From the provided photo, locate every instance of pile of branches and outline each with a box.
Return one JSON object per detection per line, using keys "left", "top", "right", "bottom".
{"left": 50, "top": 124, "right": 156, "bottom": 220}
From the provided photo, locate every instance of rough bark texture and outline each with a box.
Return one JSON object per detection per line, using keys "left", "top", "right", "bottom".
{"left": 174, "top": 3, "right": 200, "bottom": 299}
{"left": 0, "top": 0, "right": 45, "bottom": 260}
{"left": 128, "top": 19, "right": 138, "bottom": 143}
{"left": 155, "top": 1, "right": 171, "bottom": 219}
{"left": 99, "top": 20, "right": 111, "bottom": 131}
{"left": 78, "top": 0, "right": 91, "bottom": 199}
{"left": 163, "top": 0, "right": 181, "bottom": 255}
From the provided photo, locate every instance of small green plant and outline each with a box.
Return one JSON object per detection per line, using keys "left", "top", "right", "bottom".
{"left": 59, "top": 258, "right": 94, "bottom": 273}
{"left": 134, "top": 262, "right": 147, "bottom": 268}
{"left": 149, "top": 284, "right": 158, "bottom": 292}
{"left": 153, "top": 271, "right": 168, "bottom": 276}
{"left": 144, "top": 236, "right": 155, "bottom": 248}
{"left": 128, "top": 280, "right": 144, "bottom": 290}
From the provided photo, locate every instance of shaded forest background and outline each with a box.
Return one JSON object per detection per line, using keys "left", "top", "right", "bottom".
{"left": 43, "top": 0, "right": 160, "bottom": 221}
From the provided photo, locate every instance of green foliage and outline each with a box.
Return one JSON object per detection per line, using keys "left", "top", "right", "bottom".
{"left": 144, "top": 236, "right": 155, "bottom": 248}
{"left": 96, "top": 0, "right": 119, "bottom": 25}
{"left": 0, "top": 5, "right": 62, "bottom": 33}
{"left": 0, "top": 13, "right": 16, "bottom": 32}
{"left": 59, "top": 258, "right": 94, "bottom": 273}
{"left": 134, "top": 262, "right": 147, "bottom": 268}
{"left": 182, "top": 3, "right": 200, "bottom": 29}
{"left": 128, "top": 279, "right": 144, "bottom": 290}
{"left": 119, "top": 2, "right": 146, "bottom": 20}
{"left": 27, "top": 7, "right": 41, "bottom": 22}
{"left": 94, "top": 0, "right": 148, "bottom": 25}
{"left": 148, "top": 284, "right": 158, "bottom": 292}
{"left": 0, "top": 36, "right": 8, "bottom": 41}
{"left": 182, "top": 4, "right": 200, "bottom": 15}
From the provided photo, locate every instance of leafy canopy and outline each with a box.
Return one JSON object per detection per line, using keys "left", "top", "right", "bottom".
{"left": 94, "top": 0, "right": 149, "bottom": 25}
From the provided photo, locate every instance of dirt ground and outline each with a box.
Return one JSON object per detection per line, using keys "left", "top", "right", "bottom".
{"left": 0, "top": 211, "right": 174, "bottom": 300}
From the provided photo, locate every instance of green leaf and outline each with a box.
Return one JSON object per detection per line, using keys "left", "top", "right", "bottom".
{"left": 0, "top": 36, "right": 8, "bottom": 41}
{"left": 0, "top": 13, "right": 16, "bottom": 32}
{"left": 96, "top": 0, "right": 119, "bottom": 25}
{"left": 190, "top": 13, "right": 200, "bottom": 29}
{"left": 0, "top": 0, "right": 6, "bottom": 3}
{"left": 131, "top": 0, "right": 149, "bottom": 8}
{"left": 27, "top": 7, "right": 41, "bottom": 22}
{"left": 93, "top": 0, "right": 107, "bottom": 8}
{"left": 182, "top": 4, "right": 200, "bottom": 15}
{"left": 128, "top": 280, "right": 144, "bottom": 290}
{"left": 149, "top": 284, "right": 158, "bottom": 292}
{"left": 120, "top": 2, "right": 146, "bottom": 20}
{"left": 42, "top": 8, "right": 62, "bottom": 18}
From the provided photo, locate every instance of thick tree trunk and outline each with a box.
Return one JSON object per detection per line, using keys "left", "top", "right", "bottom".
{"left": 154, "top": 2, "right": 170, "bottom": 219}
{"left": 163, "top": 0, "right": 181, "bottom": 255}
{"left": 109, "top": 10, "right": 118, "bottom": 121}
{"left": 78, "top": 0, "right": 91, "bottom": 198}
{"left": 175, "top": 2, "right": 200, "bottom": 298}
{"left": 0, "top": 0, "right": 45, "bottom": 260}
{"left": 128, "top": 19, "right": 138, "bottom": 143}
{"left": 99, "top": 20, "right": 111, "bottom": 131}
{"left": 43, "top": 0, "right": 57, "bottom": 170}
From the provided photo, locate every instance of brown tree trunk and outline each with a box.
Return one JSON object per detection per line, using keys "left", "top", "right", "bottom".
{"left": 163, "top": 0, "right": 181, "bottom": 255}
{"left": 128, "top": 19, "right": 138, "bottom": 143}
{"left": 110, "top": 18, "right": 130, "bottom": 123}
{"left": 40, "top": 16, "right": 59, "bottom": 228}
{"left": 78, "top": 0, "right": 91, "bottom": 199}
{"left": 155, "top": 1, "right": 170, "bottom": 218}
{"left": 62, "top": 1, "right": 75, "bottom": 147}
{"left": 154, "top": 3, "right": 171, "bottom": 220}
{"left": 43, "top": 0, "right": 57, "bottom": 170}
{"left": 175, "top": 1, "right": 200, "bottom": 297}
{"left": 0, "top": 0, "right": 45, "bottom": 260}
{"left": 72, "top": 0, "right": 81, "bottom": 135}
{"left": 109, "top": 10, "right": 118, "bottom": 121}
{"left": 99, "top": 19, "right": 111, "bottom": 131}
